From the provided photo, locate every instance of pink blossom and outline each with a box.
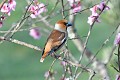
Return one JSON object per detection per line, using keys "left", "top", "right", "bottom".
{"left": 1, "top": 0, "right": 16, "bottom": 16}
{"left": 90, "top": 5, "right": 98, "bottom": 16}
{"left": 87, "top": 1, "right": 110, "bottom": 25}
{"left": 28, "top": 5, "right": 36, "bottom": 12}
{"left": 30, "top": 14, "right": 37, "bottom": 18}
{"left": 28, "top": 5, "right": 38, "bottom": 18}
{"left": 87, "top": 15, "right": 100, "bottom": 25}
{"left": 72, "top": 2, "right": 81, "bottom": 14}
{"left": 67, "top": 0, "right": 81, "bottom": 14}
{"left": 88, "top": 6, "right": 100, "bottom": 25}
{"left": 97, "top": 1, "right": 110, "bottom": 11}
{"left": 114, "top": 33, "right": 120, "bottom": 46}
{"left": 0, "top": 22, "right": 3, "bottom": 28}
{"left": 38, "top": 3, "right": 47, "bottom": 14}
{"left": 28, "top": 3, "right": 47, "bottom": 18}
{"left": 1, "top": 3, "right": 10, "bottom": 13}
{"left": 8, "top": 0, "right": 16, "bottom": 11}
{"left": 29, "top": 28, "right": 41, "bottom": 39}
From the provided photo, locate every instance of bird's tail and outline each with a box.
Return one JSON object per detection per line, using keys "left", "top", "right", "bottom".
{"left": 40, "top": 52, "right": 48, "bottom": 63}
{"left": 40, "top": 57, "right": 44, "bottom": 63}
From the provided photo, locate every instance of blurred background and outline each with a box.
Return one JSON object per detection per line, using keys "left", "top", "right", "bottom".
{"left": 0, "top": 0, "right": 120, "bottom": 80}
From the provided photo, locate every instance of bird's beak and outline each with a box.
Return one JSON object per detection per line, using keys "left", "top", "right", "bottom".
{"left": 66, "top": 22, "right": 72, "bottom": 27}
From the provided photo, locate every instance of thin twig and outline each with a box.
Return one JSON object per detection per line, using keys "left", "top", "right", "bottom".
{"left": 49, "top": 59, "right": 57, "bottom": 71}
{"left": 61, "top": 0, "right": 65, "bottom": 19}
{"left": 46, "top": 0, "right": 60, "bottom": 19}
{"left": 73, "top": 16, "right": 92, "bottom": 80}
{"left": 56, "top": 56, "right": 89, "bottom": 72}
{"left": 111, "top": 64, "right": 119, "bottom": 72}
{"left": 86, "top": 23, "right": 120, "bottom": 67}
{"left": 9, "top": 0, "right": 34, "bottom": 37}
{"left": 38, "top": 15, "right": 54, "bottom": 28}
{"left": 64, "top": 3, "right": 100, "bottom": 19}
{"left": 0, "top": 28, "right": 32, "bottom": 33}
{"left": 88, "top": 70, "right": 96, "bottom": 80}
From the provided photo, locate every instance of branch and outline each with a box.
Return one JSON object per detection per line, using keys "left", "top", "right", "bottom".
{"left": 46, "top": 0, "right": 60, "bottom": 19}
{"left": 67, "top": 1, "right": 110, "bottom": 80}
{"left": 88, "top": 69, "right": 96, "bottom": 80}
{"left": 61, "top": 0, "right": 65, "bottom": 19}
{"left": 9, "top": 0, "right": 34, "bottom": 37}
{"left": 101, "top": 24, "right": 120, "bottom": 64}
{"left": 38, "top": 15, "right": 54, "bottom": 28}
{"left": 0, "top": 36, "right": 42, "bottom": 51}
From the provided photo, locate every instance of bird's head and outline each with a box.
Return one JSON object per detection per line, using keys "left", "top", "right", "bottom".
{"left": 54, "top": 19, "right": 72, "bottom": 32}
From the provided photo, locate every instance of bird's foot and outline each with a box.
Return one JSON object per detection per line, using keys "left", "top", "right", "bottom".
{"left": 51, "top": 53, "right": 61, "bottom": 59}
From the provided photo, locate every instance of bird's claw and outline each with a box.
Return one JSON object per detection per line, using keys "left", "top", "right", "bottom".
{"left": 51, "top": 53, "right": 61, "bottom": 59}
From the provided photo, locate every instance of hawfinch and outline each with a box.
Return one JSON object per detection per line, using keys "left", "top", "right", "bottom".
{"left": 40, "top": 19, "right": 72, "bottom": 62}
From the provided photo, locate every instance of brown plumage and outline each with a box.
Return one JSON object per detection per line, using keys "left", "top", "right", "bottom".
{"left": 40, "top": 19, "right": 72, "bottom": 62}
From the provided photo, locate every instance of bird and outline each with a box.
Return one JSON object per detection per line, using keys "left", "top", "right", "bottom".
{"left": 40, "top": 19, "right": 72, "bottom": 62}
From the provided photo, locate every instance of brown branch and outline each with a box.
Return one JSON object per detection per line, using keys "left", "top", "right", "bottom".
{"left": 0, "top": 36, "right": 42, "bottom": 51}
{"left": 61, "top": 0, "right": 65, "bottom": 19}
{"left": 55, "top": 56, "right": 89, "bottom": 72}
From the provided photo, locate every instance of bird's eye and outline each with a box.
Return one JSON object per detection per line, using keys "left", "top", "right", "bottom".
{"left": 64, "top": 22, "right": 67, "bottom": 25}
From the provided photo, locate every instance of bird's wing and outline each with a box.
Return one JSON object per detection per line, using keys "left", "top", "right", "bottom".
{"left": 48, "top": 30, "right": 66, "bottom": 49}
{"left": 42, "top": 30, "right": 67, "bottom": 56}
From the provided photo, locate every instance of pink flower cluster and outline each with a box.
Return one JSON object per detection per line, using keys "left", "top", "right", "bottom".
{"left": 1, "top": 0, "right": 16, "bottom": 16}
{"left": 29, "top": 28, "right": 41, "bottom": 40}
{"left": 87, "top": 1, "right": 110, "bottom": 25}
{"left": 67, "top": 0, "right": 81, "bottom": 14}
{"left": 28, "top": 2, "right": 47, "bottom": 18}
{"left": 0, "top": 0, "right": 16, "bottom": 28}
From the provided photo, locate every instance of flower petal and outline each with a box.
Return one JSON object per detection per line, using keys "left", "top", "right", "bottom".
{"left": 29, "top": 28, "right": 41, "bottom": 39}
{"left": 114, "top": 33, "right": 120, "bottom": 46}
